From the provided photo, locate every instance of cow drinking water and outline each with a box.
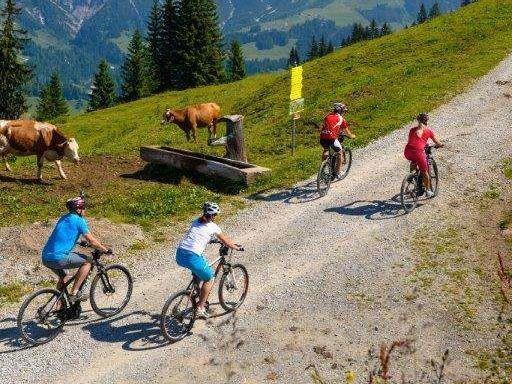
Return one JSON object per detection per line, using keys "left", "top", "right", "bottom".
{"left": 0, "top": 120, "right": 80, "bottom": 182}
{"left": 161, "top": 102, "right": 220, "bottom": 142}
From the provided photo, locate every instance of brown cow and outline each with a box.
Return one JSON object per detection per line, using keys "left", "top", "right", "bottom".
{"left": 161, "top": 102, "right": 221, "bottom": 142}
{"left": 0, "top": 120, "right": 80, "bottom": 181}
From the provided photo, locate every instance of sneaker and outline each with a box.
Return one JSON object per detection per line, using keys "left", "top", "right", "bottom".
{"left": 196, "top": 307, "right": 209, "bottom": 319}
{"left": 425, "top": 190, "right": 435, "bottom": 198}
{"left": 69, "top": 291, "right": 89, "bottom": 304}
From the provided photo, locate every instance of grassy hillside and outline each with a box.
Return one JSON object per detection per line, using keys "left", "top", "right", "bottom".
{"left": 2, "top": 0, "right": 512, "bottom": 229}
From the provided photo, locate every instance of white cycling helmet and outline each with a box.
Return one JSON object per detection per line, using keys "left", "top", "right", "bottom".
{"left": 203, "top": 202, "right": 220, "bottom": 216}
{"left": 333, "top": 102, "right": 348, "bottom": 114}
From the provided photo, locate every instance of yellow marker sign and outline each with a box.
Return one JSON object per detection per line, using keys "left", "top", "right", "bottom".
{"left": 290, "top": 65, "right": 303, "bottom": 101}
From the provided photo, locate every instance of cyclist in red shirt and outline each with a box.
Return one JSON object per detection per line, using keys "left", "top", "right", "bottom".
{"left": 319, "top": 103, "right": 356, "bottom": 177}
{"left": 404, "top": 113, "right": 443, "bottom": 197}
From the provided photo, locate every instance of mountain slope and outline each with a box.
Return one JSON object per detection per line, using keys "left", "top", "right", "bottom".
{"left": 1, "top": 0, "right": 512, "bottom": 228}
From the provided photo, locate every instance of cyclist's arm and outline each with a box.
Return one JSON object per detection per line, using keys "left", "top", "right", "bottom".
{"left": 83, "top": 233, "right": 110, "bottom": 253}
{"left": 217, "top": 233, "right": 242, "bottom": 251}
{"left": 431, "top": 132, "right": 443, "bottom": 147}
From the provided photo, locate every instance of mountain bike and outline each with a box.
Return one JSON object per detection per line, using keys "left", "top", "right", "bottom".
{"left": 17, "top": 245, "right": 133, "bottom": 345}
{"left": 400, "top": 145, "right": 440, "bottom": 213}
{"left": 317, "top": 134, "right": 353, "bottom": 197}
{"left": 160, "top": 241, "right": 248, "bottom": 342}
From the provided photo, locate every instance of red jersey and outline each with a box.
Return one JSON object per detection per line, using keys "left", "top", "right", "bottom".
{"left": 320, "top": 113, "right": 348, "bottom": 140}
{"left": 405, "top": 126, "right": 434, "bottom": 151}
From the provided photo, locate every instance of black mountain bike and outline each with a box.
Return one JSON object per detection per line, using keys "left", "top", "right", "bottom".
{"left": 317, "top": 134, "right": 353, "bottom": 197}
{"left": 160, "top": 241, "right": 248, "bottom": 342}
{"left": 400, "top": 145, "right": 440, "bottom": 213}
{"left": 17, "top": 245, "right": 133, "bottom": 345}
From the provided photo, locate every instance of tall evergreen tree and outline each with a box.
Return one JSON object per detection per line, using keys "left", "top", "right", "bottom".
{"left": 327, "top": 41, "right": 334, "bottom": 54}
{"left": 308, "top": 36, "right": 319, "bottom": 60}
{"left": 369, "top": 19, "right": 379, "bottom": 39}
{"left": 381, "top": 22, "right": 392, "bottom": 36}
{"left": 88, "top": 59, "right": 117, "bottom": 111}
{"left": 227, "top": 40, "right": 246, "bottom": 81}
{"left": 174, "top": 0, "right": 225, "bottom": 89}
{"left": 429, "top": 2, "right": 441, "bottom": 19}
{"left": 417, "top": 3, "right": 428, "bottom": 24}
{"left": 350, "top": 23, "right": 365, "bottom": 43}
{"left": 146, "top": 0, "right": 165, "bottom": 92}
{"left": 318, "top": 35, "right": 327, "bottom": 57}
{"left": 161, "top": 0, "right": 179, "bottom": 90}
{"left": 0, "top": 0, "right": 32, "bottom": 119}
{"left": 36, "top": 72, "right": 68, "bottom": 121}
{"left": 121, "top": 29, "right": 152, "bottom": 101}
{"left": 287, "top": 46, "right": 300, "bottom": 67}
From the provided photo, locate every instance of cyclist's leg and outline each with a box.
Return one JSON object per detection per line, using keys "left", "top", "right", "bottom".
{"left": 59, "top": 252, "right": 90, "bottom": 296}
{"left": 319, "top": 139, "right": 330, "bottom": 161}
{"left": 176, "top": 248, "right": 214, "bottom": 309}
{"left": 416, "top": 155, "right": 430, "bottom": 190}
{"left": 332, "top": 139, "right": 343, "bottom": 174}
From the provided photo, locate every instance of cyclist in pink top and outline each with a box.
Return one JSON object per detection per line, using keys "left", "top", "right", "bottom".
{"left": 404, "top": 113, "right": 443, "bottom": 197}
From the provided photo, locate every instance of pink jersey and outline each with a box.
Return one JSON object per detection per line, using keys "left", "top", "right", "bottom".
{"left": 405, "top": 126, "right": 434, "bottom": 151}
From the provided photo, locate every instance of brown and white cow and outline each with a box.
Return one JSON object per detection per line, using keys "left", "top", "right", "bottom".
{"left": 0, "top": 120, "right": 80, "bottom": 181}
{"left": 161, "top": 102, "right": 221, "bottom": 142}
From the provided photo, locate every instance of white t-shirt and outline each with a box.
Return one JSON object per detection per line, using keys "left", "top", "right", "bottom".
{"left": 178, "top": 219, "right": 222, "bottom": 255}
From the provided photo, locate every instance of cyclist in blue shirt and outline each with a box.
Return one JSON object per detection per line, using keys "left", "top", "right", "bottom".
{"left": 42, "top": 195, "right": 111, "bottom": 303}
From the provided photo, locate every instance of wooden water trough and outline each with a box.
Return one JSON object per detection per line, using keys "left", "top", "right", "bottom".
{"left": 140, "top": 146, "right": 269, "bottom": 186}
{"left": 140, "top": 115, "right": 269, "bottom": 186}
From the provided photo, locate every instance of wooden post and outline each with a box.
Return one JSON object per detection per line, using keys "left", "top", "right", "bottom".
{"left": 218, "top": 115, "right": 247, "bottom": 162}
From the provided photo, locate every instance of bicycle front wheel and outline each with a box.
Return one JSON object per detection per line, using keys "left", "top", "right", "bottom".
{"left": 219, "top": 264, "right": 249, "bottom": 312}
{"left": 160, "top": 291, "right": 196, "bottom": 342}
{"left": 90, "top": 264, "right": 133, "bottom": 318}
{"left": 400, "top": 173, "right": 419, "bottom": 213}
{"left": 317, "top": 159, "right": 332, "bottom": 197}
{"left": 17, "top": 288, "right": 65, "bottom": 345}
{"left": 337, "top": 148, "right": 352, "bottom": 180}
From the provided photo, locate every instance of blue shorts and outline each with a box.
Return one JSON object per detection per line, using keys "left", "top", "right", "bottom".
{"left": 42, "top": 252, "right": 89, "bottom": 279}
{"left": 176, "top": 248, "right": 214, "bottom": 282}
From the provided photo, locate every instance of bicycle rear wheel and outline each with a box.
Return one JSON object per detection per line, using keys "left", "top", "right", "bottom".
{"left": 400, "top": 173, "right": 419, "bottom": 213}
{"left": 219, "top": 264, "right": 249, "bottom": 312}
{"left": 160, "top": 291, "right": 196, "bottom": 342}
{"left": 337, "top": 148, "right": 352, "bottom": 180}
{"left": 317, "top": 159, "right": 332, "bottom": 196}
{"left": 429, "top": 158, "right": 439, "bottom": 196}
{"left": 17, "top": 288, "right": 65, "bottom": 345}
{"left": 90, "top": 264, "right": 133, "bottom": 318}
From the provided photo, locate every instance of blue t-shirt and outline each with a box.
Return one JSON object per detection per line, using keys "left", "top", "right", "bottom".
{"left": 42, "top": 213, "right": 90, "bottom": 262}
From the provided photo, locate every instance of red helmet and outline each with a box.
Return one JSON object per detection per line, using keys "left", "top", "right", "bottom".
{"left": 66, "top": 196, "right": 86, "bottom": 212}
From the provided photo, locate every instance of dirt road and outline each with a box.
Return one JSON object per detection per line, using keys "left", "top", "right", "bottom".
{"left": 1, "top": 55, "right": 511, "bottom": 383}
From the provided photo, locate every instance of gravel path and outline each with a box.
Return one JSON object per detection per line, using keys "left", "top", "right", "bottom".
{"left": 1, "top": 54, "right": 511, "bottom": 383}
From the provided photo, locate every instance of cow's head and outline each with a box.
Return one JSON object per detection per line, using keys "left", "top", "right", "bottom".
{"left": 60, "top": 138, "right": 80, "bottom": 164}
{"left": 161, "top": 108, "right": 175, "bottom": 124}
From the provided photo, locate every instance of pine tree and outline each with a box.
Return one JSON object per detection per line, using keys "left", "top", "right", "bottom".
{"left": 318, "top": 35, "right": 327, "bottom": 57}
{"left": 0, "top": 0, "right": 32, "bottom": 119}
{"left": 417, "top": 3, "right": 428, "bottom": 24}
{"left": 327, "top": 41, "right": 334, "bottom": 53}
{"left": 36, "top": 72, "right": 69, "bottom": 121}
{"left": 146, "top": 0, "right": 165, "bottom": 92}
{"left": 174, "top": 0, "right": 225, "bottom": 89}
{"left": 369, "top": 19, "right": 379, "bottom": 39}
{"left": 308, "top": 36, "right": 319, "bottom": 60}
{"left": 461, "top": 0, "right": 472, "bottom": 6}
{"left": 429, "top": 2, "right": 441, "bottom": 19}
{"left": 121, "top": 29, "right": 152, "bottom": 101}
{"left": 350, "top": 23, "right": 365, "bottom": 43}
{"left": 381, "top": 22, "right": 392, "bottom": 36}
{"left": 287, "top": 46, "right": 300, "bottom": 67}
{"left": 227, "top": 40, "right": 246, "bottom": 81}
{"left": 88, "top": 59, "right": 117, "bottom": 111}
{"left": 161, "top": 0, "right": 178, "bottom": 90}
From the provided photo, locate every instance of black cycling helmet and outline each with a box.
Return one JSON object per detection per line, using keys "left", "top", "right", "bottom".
{"left": 66, "top": 195, "right": 86, "bottom": 212}
{"left": 203, "top": 202, "right": 220, "bottom": 216}
{"left": 333, "top": 102, "right": 348, "bottom": 114}
{"left": 417, "top": 112, "right": 429, "bottom": 124}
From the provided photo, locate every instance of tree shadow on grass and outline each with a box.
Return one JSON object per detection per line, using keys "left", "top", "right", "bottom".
{"left": 0, "top": 174, "right": 46, "bottom": 185}
{"left": 325, "top": 194, "right": 407, "bottom": 220}
{"left": 249, "top": 180, "right": 321, "bottom": 204}
{"left": 121, "top": 163, "right": 244, "bottom": 195}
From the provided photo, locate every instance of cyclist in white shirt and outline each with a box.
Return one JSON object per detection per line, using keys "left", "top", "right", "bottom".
{"left": 176, "top": 202, "right": 242, "bottom": 318}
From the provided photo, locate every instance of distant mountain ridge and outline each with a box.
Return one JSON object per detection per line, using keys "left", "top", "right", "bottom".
{"left": 1, "top": 0, "right": 461, "bottom": 101}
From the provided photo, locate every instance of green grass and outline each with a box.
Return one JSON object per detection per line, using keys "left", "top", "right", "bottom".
{"left": 2, "top": 0, "right": 512, "bottom": 228}
{"left": 0, "top": 282, "right": 31, "bottom": 306}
